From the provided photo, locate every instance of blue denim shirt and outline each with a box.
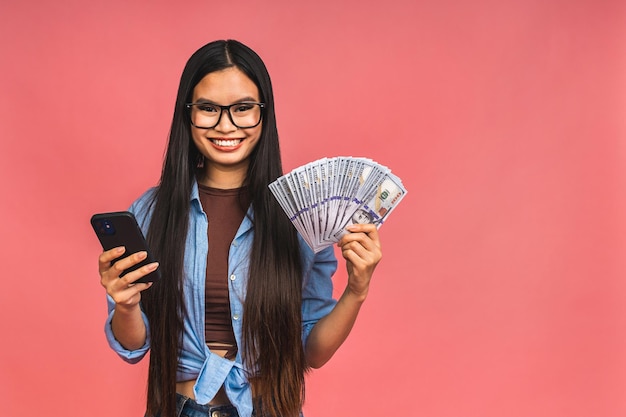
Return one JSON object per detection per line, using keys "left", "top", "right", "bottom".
{"left": 104, "top": 182, "right": 338, "bottom": 417}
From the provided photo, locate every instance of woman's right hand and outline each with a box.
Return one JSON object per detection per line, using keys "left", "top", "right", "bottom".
{"left": 99, "top": 246, "right": 157, "bottom": 310}
{"left": 99, "top": 246, "right": 157, "bottom": 350}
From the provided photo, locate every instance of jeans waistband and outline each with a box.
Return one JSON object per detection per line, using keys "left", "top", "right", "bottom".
{"left": 176, "top": 393, "right": 240, "bottom": 417}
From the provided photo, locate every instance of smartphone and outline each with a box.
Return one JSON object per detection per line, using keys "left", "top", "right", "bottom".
{"left": 90, "top": 211, "right": 160, "bottom": 284}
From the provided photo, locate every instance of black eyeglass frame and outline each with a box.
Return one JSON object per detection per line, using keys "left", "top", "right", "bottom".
{"left": 185, "top": 102, "right": 265, "bottom": 129}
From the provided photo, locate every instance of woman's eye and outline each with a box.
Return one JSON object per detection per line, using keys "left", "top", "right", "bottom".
{"left": 198, "top": 105, "right": 218, "bottom": 113}
{"left": 233, "top": 104, "right": 253, "bottom": 113}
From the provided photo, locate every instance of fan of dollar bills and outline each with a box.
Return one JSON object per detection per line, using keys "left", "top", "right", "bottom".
{"left": 268, "top": 156, "right": 408, "bottom": 253}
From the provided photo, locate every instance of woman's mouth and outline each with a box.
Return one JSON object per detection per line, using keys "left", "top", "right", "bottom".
{"left": 211, "top": 138, "right": 243, "bottom": 147}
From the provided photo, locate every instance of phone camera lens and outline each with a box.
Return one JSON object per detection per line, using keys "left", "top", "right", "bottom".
{"left": 98, "top": 220, "right": 116, "bottom": 235}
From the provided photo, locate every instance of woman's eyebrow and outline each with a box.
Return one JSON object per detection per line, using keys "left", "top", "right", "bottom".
{"left": 193, "top": 96, "right": 258, "bottom": 104}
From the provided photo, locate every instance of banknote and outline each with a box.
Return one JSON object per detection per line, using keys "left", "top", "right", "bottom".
{"left": 269, "top": 156, "right": 407, "bottom": 253}
{"left": 332, "top": 172, "right": 407, "bottom": 241}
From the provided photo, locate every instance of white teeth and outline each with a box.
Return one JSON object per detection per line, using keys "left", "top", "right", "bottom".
{"left": 212, "top": 139, "right": 241, "bottom": 147}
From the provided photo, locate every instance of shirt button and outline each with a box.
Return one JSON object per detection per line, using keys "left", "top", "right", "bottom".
{"left": 233, "top": 314, "right": 240, "bottom": 320}
{"left": 230, "top": 274, "right": 236, "bottom": 281}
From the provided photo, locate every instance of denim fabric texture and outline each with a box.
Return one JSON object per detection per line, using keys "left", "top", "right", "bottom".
{"left": 150, "top": 393, "right": 308, "bottom": 417}
{"left": 176, "top": 394, "right": 240, "bottom": 417}
{"left": 148, "top": 394, "right": 240, "bottom": 417}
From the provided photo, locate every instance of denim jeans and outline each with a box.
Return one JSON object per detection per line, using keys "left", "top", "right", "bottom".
{"left": 150, "top": 394, "right": 240, "bottom": 417}
{"left": 151, "top": 393, "right": 306, "bottom": 417}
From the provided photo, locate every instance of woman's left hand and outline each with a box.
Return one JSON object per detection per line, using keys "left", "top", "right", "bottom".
{"left": 337, "top": 223, "right": 382, "bottom": 300}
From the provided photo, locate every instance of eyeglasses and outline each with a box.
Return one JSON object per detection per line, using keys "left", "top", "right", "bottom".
{"left": 185, "top": 101, "right": 265, "bottom": 129}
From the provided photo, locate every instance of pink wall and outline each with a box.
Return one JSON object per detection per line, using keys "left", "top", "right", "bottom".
{"left": 1, "top": 1, "right": 625, "bottom": 416}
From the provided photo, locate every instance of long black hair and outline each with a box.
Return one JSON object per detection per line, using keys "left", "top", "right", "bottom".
{"left": 141, "top": 40, "right": 306, "bottom": 417}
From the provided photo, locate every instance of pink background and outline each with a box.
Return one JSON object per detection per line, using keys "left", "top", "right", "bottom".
{"left": 1, "top": 1, "right": 625, "bottom": 416}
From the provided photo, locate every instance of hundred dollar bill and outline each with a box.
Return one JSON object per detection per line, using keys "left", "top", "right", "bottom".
{"left": 332, "top": 172, "right": 407, "bottom": 241}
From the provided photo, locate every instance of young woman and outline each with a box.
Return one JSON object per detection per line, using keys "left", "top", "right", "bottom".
{"left": 98, "top": 39, "right": 382, "bottom": 417}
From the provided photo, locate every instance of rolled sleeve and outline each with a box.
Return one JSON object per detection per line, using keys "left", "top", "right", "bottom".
{"left": 103, "top": 295, "right": 151, "bottom": 364}
{"left": 301, "top": 245, "right": 338, "bottom": 344}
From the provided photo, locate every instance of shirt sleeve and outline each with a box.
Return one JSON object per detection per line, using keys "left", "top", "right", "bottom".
{"left": 102, "top": 189, "right": 156, "bottom": 363}
{"left": 103, "top": 295, "right": 151, "bottom": 363}
{"left": 301, "top": 244, "right": 338, "bottom": 344}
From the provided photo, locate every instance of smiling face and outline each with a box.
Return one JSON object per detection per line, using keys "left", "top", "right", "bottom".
{"left": 190, "top": 67, "right": 263, "bottom": 188}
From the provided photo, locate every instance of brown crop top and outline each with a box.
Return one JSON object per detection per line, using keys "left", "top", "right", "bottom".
{"left": 198, "top": 183, "right": 250, "bottom": 360}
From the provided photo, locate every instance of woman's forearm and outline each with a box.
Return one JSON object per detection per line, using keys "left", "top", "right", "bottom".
{"left": 111, "top": 304, "right": 148, "bottom": 351}
{"left": 304, "top": 287, "right": 367, "bottom": 368}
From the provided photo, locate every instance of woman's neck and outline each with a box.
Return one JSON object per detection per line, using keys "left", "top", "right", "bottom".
{"left": 198, "top": 163, "right": 247, "bottom": 189}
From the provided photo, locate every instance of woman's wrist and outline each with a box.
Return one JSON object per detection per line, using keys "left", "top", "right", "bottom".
{"left": 114, "top": 302, "right": 142, "bottom": 316}
{"left": 342, "top": 286, "right": 368, "bottom": 304}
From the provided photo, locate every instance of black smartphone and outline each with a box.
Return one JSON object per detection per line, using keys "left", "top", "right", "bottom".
{"left": 90, "top": 211, "right": 160, "bottom": 284}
